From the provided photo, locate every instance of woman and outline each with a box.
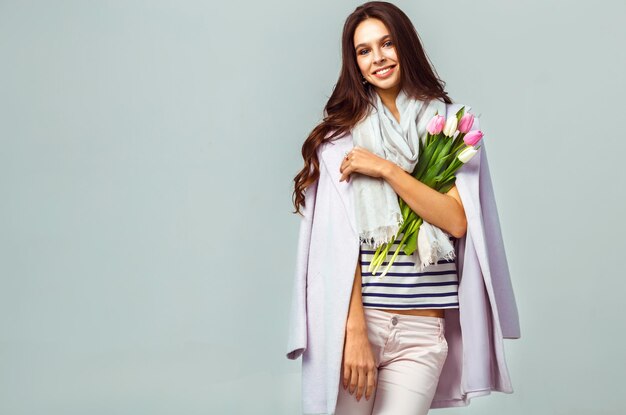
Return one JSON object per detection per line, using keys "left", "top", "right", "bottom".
{"left": 287, "top": 2, "right": 520, "bottom": 414}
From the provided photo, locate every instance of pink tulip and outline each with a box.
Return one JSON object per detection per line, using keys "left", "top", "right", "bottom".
{"left": 463, "top": 130, "right": 483, "bottom": 146}
{"left": 426, "top": 115, "right": 445, "bottom": 135}
{"left": 458, "top": 113, "right": 475, "bottom": 133}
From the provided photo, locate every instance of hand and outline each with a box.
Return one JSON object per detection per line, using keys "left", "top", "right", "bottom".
{"left": 341, "top": 328, "right": 378, "bottom": 402}
{"left": 339, "top": 146, "right": 390, "bottom": 182}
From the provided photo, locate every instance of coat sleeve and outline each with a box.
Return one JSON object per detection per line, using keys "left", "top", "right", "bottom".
{"left": 285, "top": 176, "right": 318, "bottom": 360}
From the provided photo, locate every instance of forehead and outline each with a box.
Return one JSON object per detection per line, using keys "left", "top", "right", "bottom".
{"left": 353, "top": 18, "right": 390, "bottom": 45}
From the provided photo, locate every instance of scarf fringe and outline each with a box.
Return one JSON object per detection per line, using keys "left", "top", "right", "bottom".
{"left": 418, "top": 235, "right": 457, "bottom": 272}
{"left": 358, "top": 214, "right": 404, "bottom": 249}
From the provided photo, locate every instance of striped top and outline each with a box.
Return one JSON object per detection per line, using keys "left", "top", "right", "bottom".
{"left": 360, "top": 231, "right": 460, "bottom": 310}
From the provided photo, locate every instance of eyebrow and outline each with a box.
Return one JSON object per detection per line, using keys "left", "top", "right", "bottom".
{"left": 355, "top": 34, "right": 391, "bottom": 50}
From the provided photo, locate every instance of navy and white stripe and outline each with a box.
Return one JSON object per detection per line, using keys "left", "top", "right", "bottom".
{"left": 360, "top": 231, "right": 460, "bottom": 309}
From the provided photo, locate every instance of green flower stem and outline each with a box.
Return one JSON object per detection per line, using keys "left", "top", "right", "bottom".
{"left": 370, "top": 216, "right": 415, "bottom": 275}
{"left": 369, "top": 225, "right": 403, "bottom": 274}
{"left": 369, "top": 242, "right": 386, "bottom": 273}
{"left": 375, "top": 217, "right": 422, "bottom": 277}
{"left": 371, "top": 240, "right": 394, "bottom": 275}
{"left": 400, "top": 217, "right": 423, "bottom": 256}
{"left": 379, "top": 228, "right": 413, "bottom": 277}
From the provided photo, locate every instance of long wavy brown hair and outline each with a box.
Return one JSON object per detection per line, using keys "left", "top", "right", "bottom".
{"left": 291, "top": 1, "right": 453, "bottom": 216}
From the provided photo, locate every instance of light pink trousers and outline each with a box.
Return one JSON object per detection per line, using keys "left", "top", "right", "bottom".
{"left": 335, "top": 308, "right": 449, "bottom": 415}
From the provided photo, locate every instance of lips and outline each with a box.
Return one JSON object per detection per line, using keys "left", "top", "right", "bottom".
{"left": 372, "top": 65, "right": 395, "bottom": 75}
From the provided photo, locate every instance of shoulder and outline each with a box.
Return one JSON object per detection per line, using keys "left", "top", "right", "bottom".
{"left": 320, "top": 130, "right": 353, "bottom": 152}
{"left": 445, "top": 101, "right": 471, "bottom": 114}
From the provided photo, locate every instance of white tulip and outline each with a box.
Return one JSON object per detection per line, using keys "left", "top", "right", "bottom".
{"left": 443, "top": 115, "right": 458, "bottom": 137}
{"left": 458, "top": 146, "right": 478, "bottom": 163}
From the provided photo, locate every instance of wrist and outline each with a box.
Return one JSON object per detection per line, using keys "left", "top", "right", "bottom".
{"left": 380, "top": 160, "right": 398, "bottom": 180}
{"left": 346, "top": 318, "right": 368, "bottom": 334}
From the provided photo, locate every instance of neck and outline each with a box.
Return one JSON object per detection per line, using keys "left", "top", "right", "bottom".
{"left": 375, "top": 85, "right": 401, "bottom": 113}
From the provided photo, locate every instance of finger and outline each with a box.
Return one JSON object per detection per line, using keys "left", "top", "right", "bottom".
{"left": 340, "top": 166, "right": 349, "bottom": 182}
{"left": 365, "top": 367, "right": 377, "bottom": 400}
{"left": 356, "top": 366, "right": 366, "bottom": 401}
{"left": 342, "top": 363, "right": 350, "bottom": 390}
{"left": 349, "top": 366, "right": 359, "bottom": 395}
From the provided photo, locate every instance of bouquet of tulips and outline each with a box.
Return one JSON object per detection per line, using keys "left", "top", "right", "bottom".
{"left": 368, "top": 106, "right": 483, "bottom": 277}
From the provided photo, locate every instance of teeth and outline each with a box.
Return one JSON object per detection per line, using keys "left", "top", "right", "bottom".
{"left": 376, "top": 67, "right": 391, "bottom": 75}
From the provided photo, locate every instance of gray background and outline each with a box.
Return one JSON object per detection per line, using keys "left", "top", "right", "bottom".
{"left": 1, "top": 0, "right": 624, "bottom": 414}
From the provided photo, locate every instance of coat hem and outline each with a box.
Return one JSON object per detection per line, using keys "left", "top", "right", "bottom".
{"left": 299, "top": 388, "right": 515, "bottom": 415}
{"left": 430, "top": 386, "right": 515, "bottom": 409}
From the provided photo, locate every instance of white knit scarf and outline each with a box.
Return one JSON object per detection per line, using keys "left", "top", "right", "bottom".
{"left": 350, "top": 88, "right": 455, "bottom": 270}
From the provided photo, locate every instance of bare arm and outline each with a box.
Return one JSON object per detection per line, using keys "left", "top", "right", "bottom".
{"left": 338, "top": 147, "right": 467, "bottom": 239}
{"left": 346, "top": 256, "right": 367, "bottom": 333}
{"left": 341, "top": 255, "right": 377, "bottom": 401}
{"left": 381, "top": 162, "right": 467, "bottom": 238}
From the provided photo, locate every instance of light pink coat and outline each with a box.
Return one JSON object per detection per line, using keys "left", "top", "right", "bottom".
{"left": 286, "top": 103, "right": 521, "bottom": 414}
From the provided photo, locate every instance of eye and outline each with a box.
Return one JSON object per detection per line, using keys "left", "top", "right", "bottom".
{"left": 357, "top": 40, "right": 392, "bottom": 56}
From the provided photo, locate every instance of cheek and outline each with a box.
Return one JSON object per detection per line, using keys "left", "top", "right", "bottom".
{"left": 356, "top": 59, "right": 368, "bottom": 74}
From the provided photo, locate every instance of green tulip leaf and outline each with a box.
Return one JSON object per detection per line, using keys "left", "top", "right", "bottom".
{"left": 455, "top": 106, "right": 465, "bottom": 123}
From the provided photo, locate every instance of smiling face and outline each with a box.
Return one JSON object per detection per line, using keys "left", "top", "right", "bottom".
{"left": 353, "top": 18, "right": 401, "bottom": 96}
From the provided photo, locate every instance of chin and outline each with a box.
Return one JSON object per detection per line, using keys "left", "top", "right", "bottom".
{"left": 373, "top": 80, "right": 401, "bottom": 91}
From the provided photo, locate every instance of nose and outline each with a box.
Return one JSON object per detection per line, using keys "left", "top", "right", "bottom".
{"left": 372, "top": 48, "right": 386, "bottom": 64}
